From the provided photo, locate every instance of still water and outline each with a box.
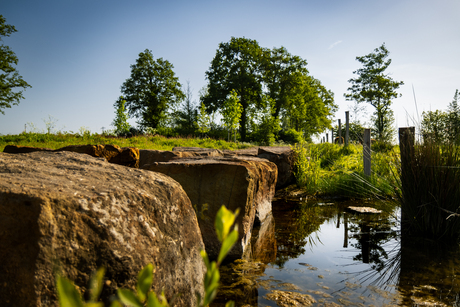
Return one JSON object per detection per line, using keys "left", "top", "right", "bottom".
{"left": 213, "top": 196, "right": 460, "bottom": 306}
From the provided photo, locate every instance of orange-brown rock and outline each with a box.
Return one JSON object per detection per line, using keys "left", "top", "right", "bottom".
{"left": 57, "top": 144, "right": 139, "bottom": 168}
{"left": 0, "top": 151, "right": 205, "bottom": 307}
{"left": 257, "top": 146, "right": 295, "bottom": 188}
{"left": 139, "top": 149, "right": 195, "bottom": 167}
{"left": 141, "top": 156, "right": 277, "bottom": 260}
{"left": 171, "top": 146, "right": 224, "bottom": 157}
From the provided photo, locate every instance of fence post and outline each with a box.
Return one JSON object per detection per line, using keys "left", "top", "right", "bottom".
{"left": 338, "top": 119, "right": 342, "bottom": 145}
{"left": 331, "top": 128, "right": 334, "bottom": 143}
{"left": 326, "top": 133, "right": 329, "bottom": 143}
{"left": 398, "top": 127, "right": 415, "bottom": 234}
{"left": 345, "top": 111, "right": 350, "bottom": 146}
{"left": 363, "top": 128, "right": 371, "bottom": 176}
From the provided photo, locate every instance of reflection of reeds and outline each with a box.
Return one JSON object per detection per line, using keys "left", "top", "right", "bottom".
{"left": 398, "top": 142, "right": 460, "bottom": 241}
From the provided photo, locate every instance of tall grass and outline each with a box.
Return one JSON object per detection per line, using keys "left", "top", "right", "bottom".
{"left": 0, "top": 132, "right": 254, "bottom": 152}
{"left": 398, "top": 142, "right": 460, "bottom": 241}
{"left": 293, "top": 142, "right": 399, "bottom": 199}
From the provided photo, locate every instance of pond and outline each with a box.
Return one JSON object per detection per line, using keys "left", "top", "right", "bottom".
{"left": 212, "top": 195, "right": 460, "bottom": 306}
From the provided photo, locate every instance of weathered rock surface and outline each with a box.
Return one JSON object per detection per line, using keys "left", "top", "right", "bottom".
{"left": 141, "top": 156, "right": 277, "bottom": 260}
{"left": 57, "top": 144, "right": 139, "bottom": 168}
{"left": 0, "top": 151, "right": 205, "bottom": 307}
{"left": 138, "top": 149, "right": 195, "bottom": 167}
{"left": 172, "top": 146, "right": 224, "bottom": 157}
{"left": 257, "top": 146, "right": 295, "bottom": 189}
{"left": 4, "top": 144, "right": 140, "bottom": 168}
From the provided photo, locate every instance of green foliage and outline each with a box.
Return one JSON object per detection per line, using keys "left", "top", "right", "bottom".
{"left": 121, "top": 49, "right": 185, "bottom": 129}
{"left": 56, "top": 268, "right": 105, "bottom": 307}
{"left": 203, "top": 37, "right": 336, "bottom": 142}
{"left": 0, "top": 15, "right": 32, "bottom": 114}
{"left": 344, "top": 43, "right": 403, "bottom": 143}
{"left": 55, "top": 206, "right": 238, "bottom": 307}
{"left": 172, "top": 81, "right": 198, "bottom": 135}
{"left": 278, "top": 128, "right": 304, "bottom": 145}
{"left": 221, "top": 89, "right": 243, "bottom": 142}
{"left": 203, "top": 37, "right": 263, "bottom": 141}
{"left": 196, "top": 102, "right": 211, "bottom": 136}
{"left": 249, "top": 95, "right": 281, "bottom": 145}
{"left": 112, "top": 96, "right": 131, "bottom": 136}
{"left": 292, "top": 142, "right": 398, "bottom": 198}
{"left": 421, "top": 90, "right": 460, "bottom": 145}
{"left": 0, "top": 132, "right": 254, "bottom": 152}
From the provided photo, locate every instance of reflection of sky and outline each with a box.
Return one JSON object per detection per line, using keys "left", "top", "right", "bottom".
{"left": 258, "top": 210, "right": 400, "bottom": 306}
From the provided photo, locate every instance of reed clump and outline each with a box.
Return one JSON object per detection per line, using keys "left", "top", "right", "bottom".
{"left": 398, "top": 142, "right": 460, "bottom": 241}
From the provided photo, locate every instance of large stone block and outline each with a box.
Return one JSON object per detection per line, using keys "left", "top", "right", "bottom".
{"left": 257, "top": 146, "right": 295, "bottom": 189}
{"left": 0, "top": 151, "right": 205, "bottom": 307}
{"left": 141, "top": 156, "right": 277, "bottom": 260}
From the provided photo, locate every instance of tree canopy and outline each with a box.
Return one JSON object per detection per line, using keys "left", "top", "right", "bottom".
{"left": 202, "top": 37, "right": 336, "bottom": 142}
{"left": 344, "top": 43, "right": 403, "bottom": 143}
{"left": 121, "top": 49, "right": 184, "bottom": 129}
{"left": 0, "top": 15, "right": 31, "bottom": 115}
{"left": 202, "top": 37, "right": 263, "bottom": 141}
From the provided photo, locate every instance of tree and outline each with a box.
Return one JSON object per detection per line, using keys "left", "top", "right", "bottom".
{"left": 285, "top": 74, "right": 337, "bottom": 142}
{"left": 197, "top": 101, "right": 210, "bottom": 137}
{"left": 121, "top": 49, "right": 184, "bottom": 129}
{"left": 221, "top": 89, "right": 243, "bottom": 142}
{"left": 171, "top": 80, "right": 197, "bottom": 134}
{"left": 344, "top": 43, "right": 404, "bottom": 143}
{"left": 0, "top": 15, "right": 31, "bottom": 115}
{"left": 262, "top": 46, "right": 308, "bottom": 122}
{"left": 112, "top": 96, "right": 131, "bottom": 136}
{"left": 446, "top": 89, "right": 460, "bottom": 144}
{"left": 421, "top": 110, "right": 448, "bottom": 144}
{"left": 203, "top": 37, "right": 263, "bottom": 141}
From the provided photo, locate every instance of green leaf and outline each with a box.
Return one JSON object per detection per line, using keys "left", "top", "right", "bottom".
{"left": 109, "top": 300, "right": 124, "bottom": 307}
{"left": 147, "top": 291, "right": 169, "bottom": 307}
{"left": 88, "top": 267, "right": 105, "bottom": 302}
{"left": 84, "top": 303, "right": 104, "bottom": 307}
{"left": 217, "top": 227, "right": 238, "bottom": 264}
{"left": 225, "top": 301, "right": 235, "bottom": 307}
{"left": 56, "top": 274, "right": 85, "bottom": 307}
{"left": 215, "top": 206, "right": 239, "bottom": 242}
{"left": 117, "top": 289, "right": 143, "bottom": 307}
{"left": 137, "top": 263, "right": 154, "bottom": 302}
{"left": 200, "top": 249, "right": 210, "bottom": 269}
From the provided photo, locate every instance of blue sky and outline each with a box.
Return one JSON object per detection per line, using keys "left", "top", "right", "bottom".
{"left": 1, "top": 0, "right": 459, "bottom": 138}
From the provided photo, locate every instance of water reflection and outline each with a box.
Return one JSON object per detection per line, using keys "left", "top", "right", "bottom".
{"left": 214, "top": 198, "right": 460, "bottom": 306}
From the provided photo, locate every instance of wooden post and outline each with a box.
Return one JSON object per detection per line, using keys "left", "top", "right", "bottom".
{"left": 363, "top": 128, "right": 371, "bottom": 176}
{"left": 338, "top": 119, "right": 342, "bottom": 145}
{"left": 331, "top": 128, "right": 334, "bottom": 143}
{"left": 399, "top": 127, "right": 415, "bottom": 235}
{"left": 326, "top": 133, "right": 329, "bottom": 143}
{"left": 345, "top": 111, "right": 350, "bottom": 146}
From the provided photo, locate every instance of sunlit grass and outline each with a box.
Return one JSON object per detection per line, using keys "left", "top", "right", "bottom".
{"left": 293, "top": 142, "right": 399, "bottom": 199}
{"left": 0, "top": 132, "right": 254, "bottom": 152}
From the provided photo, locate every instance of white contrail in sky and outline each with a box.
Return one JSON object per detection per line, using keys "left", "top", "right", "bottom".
{"left": 328, "top": 40, "right": 343, "bottom": 50}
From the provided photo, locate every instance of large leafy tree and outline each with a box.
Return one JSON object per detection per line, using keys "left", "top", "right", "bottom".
{"left": 121, "top": 49, "right": 184, "bottom": 129}
{"left": 344, "top": 43, "right": 403, "bottom": 142}
{"left": 202, "top": 37, "right": 263, "bottom": 141}
{"left": 0, "top": 15, "right": 31, "bottom": 115}
{"left": 286, "top": 75, "right": 336, "bottom": 141}
{"left": 262, "top": 46, "right": 308, "bottom": 121}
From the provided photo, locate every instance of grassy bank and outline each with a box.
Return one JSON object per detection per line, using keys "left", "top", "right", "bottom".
{"left": 0, "top": 132, "right": 254, "bottom": 152}
{"left": 293, "top": 142, "right": 399, "bottom": 199}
